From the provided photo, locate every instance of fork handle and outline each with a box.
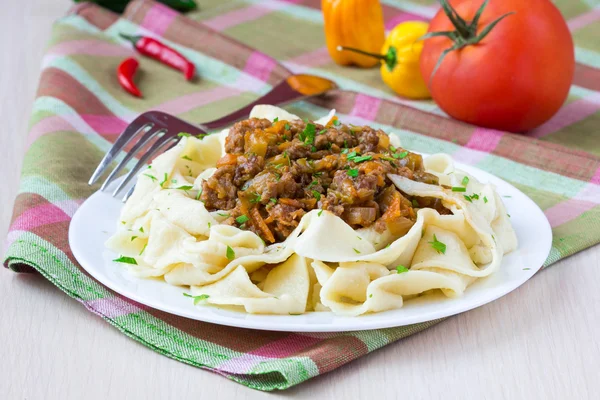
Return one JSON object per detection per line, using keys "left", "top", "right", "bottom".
{"left": 199, "top": 78, "right": 328, "bottom": 130}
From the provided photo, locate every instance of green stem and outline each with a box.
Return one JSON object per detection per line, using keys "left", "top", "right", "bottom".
{"left": 337, "top": 46, "right": 385, "bottom": 60}
{"left": 119, "top": 33, "right": 142, "bottom": 46}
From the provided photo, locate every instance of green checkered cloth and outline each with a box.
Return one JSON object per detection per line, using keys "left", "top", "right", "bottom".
{"left": 4, "top": 0, "right": 600, "bottom": 391}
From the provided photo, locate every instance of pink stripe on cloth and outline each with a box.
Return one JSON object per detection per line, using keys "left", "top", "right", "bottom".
{"left": 285, "top": 47, "right": 331, "bottom": 68}
{"left": 465, "top": 127, "right": 505, "bottom": 152}
{"left": 249, "top": 334, "right": 321, "bottom": 358}
{"left": 385, "top": 11, "right": 428, "bottom": 30}
{"left": 10, "top": 203, "right": 70, "bottom": 232}
{"left": 350, "top": 94, "right": 382, "bottom": 121}
{"left": 47, "top": 39, "right": 132, "bottom": 58}
{"left": 591, "top": 166, "right": 600, "bottom": 185}
{"left": 27, "top": 116, "right": 78, "bottom": 147}
{"left": 544, "top": 198, "right": 597, "bottom": 228}
{"left": 568, "top": 8, "right": 600, "bottom": 31}
{"left": 529, "top": 96, "right": 600, "bottom": 138}
{"left": 202, "top": 2, "right": 282, "bottom": 31}
{"left": 84, "top": 297, "right": 145, "bottom": 319}
{"left": 243, "top": 51, "right": 278, "bottom": 82}
{"left": 216, "top": 353, "right": 272, "bottom": 374}
{"left": 140, "top": 2, "right": 179, "bottom": 36}
{"left": 80, "top": 115, "right": 129, "bottom": 135}
{"left": 152, "top": 86, "right": 242, "bottom": 114}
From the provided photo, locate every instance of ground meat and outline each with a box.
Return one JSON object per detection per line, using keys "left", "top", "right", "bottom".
{"left": 200, "top": 117, "right": 442, "bottom": 243}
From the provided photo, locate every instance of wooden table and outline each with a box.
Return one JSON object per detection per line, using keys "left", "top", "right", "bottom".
{"left": 1, "top": 1, "right": 598, "bottom": 399}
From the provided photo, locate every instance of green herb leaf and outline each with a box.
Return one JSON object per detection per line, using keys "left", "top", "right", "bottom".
{"left": 347, "top": 168, "right": 359, "bottom": 177}
{"left": 333, "top": 119, "right": 341, "bottom": 126}
{"left": 351, "top": 155, "right": 373, "bottom": 163}
{"left": 195, "top": 189, "right": 202, "bottom": 200}
{"left": 319, "top": 129, "right": 327, "bottom": 134}
{"left": 428, "top": 234, "right": 446, "bottom": 254}
{"left": 451, "top": 186, "right": 466, "bottom": 192}
{"left": 273, "top": 117, "right": 279, "bottom": 122}
{"left": 342, "top": 148, "right": 349, "bottom": 154}
{"left": 393, "top": 151, "right": 409, "bottom": 159}
{"left": 181, "top": 155, "right": 193, "bottom": 161}
{"left": 217, "top": 212, "right": 229, "bottom": 217}
{"left": 144, "top": 174, "right": 157, "bottom": 182}
{"left": 483, "top": 196, "right": 488, "bottom": 203}
{"left": 159, "top": 173, "right": 168, "bottom": 188}
{"left": 412, "top": 199, "right": 419, "bottom": 208}
{"left": 396, "top": 265, "right": 409, "bottom": 274}
{"left": 318, "top": 209, "right": 323, "bottom": 217}
{"left": 471, "top": 193, "right": 479, "bottom": 200}
{"left": 312, "top": 190, "right": 321, "bottom": 201}
{"left": 139, "top": 227, "right": 144, "bottom": 233}
{"left": 284, "top": 123, "right": 290, "bottom": 130}
{"left": 177, "top": 132, "right": 192, "bottom": 138}
{"left": 353, "top": 248, "right": 360, "bottom": 254}
{"left": 269, "top": 197, "right": 277, "bottom": 204}
{"left": 463, "top": 195, "right": 473, "bottom": 203}
{"left": 139, "top": 243, "right": 147, "bottom": 256}
{"left": 174, "top": 185, "right": 194, "bottom": 191}
{"left": 236, "top": 215, "right": 249, "bottom": 224}
{"left": 299, "top": 123, "right": 316, "bottom": 144}
{"left": 461, "top": 176, "right": 469, "bottom": 186}
{"left": 113, "top": 256, "right": 137, "bottom": 265}
{"left": 226, "top": 246, "right": 235, "bottom": 260}
{"left": 250, "top": 192, "right": 262, "bottom": 204}
{"left": 130, "top": 236, "right": 138, "bottom": 241}
{"left": 183, "top": 293, "right": 210, "bottom": 305}
{"left": 389, "top": 145, "right": 396, "bottom": 152}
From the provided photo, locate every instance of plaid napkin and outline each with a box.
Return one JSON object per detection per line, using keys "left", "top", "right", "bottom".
{"left": 4, "top": 0, "right": 600, "bottom": 391}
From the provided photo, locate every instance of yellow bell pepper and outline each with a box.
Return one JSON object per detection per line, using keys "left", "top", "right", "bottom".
{"left": 338, "top": 21, "right": 431, "bottom": 99}
{"left": 322, "top": 0, "right": 385, "bottom": 68}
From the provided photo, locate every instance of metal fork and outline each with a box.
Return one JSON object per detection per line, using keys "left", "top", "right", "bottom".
{"left": 88, "top": 74, "right": 337, "bottom": 201}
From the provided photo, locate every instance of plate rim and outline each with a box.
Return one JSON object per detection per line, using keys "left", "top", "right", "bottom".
{"left": 69, "top": 159, "right": 552, "bottom": 332}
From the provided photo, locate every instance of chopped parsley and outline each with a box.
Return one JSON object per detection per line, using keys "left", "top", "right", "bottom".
{"left": 318, "top": 210, "right": 323, "bottom": 217}
{"left": 461, "top": 176, "right": 470, "bottom": 186}
{"left": 428, "top": 234, "right": 447, "bottom": 254}
{"left": 319, "top": 129, "right": 327, "bottom": 134}
{"left": 471, "top": 193, "right": 480, "bottom": 200}
{"left": 342, "top": 148, "right": 349, "bottom": 154}
{"left": 181, "top": 155, "right": 193, "bottom": 161}
{"left": 333, "top": 118, "right": 341, "bottom": 126}
{"left": 369, "top": 294, "right": 373, "bottom": 298}
{"left": 312, "top": 190, "right": 321, "bottom": 201}
{"left": 299, "top": 123, "right": 316, "bottom": 144}
{"left": 177, "top": 132, "right": 192, "bottom": 138}
{"left": 130, "top": 236, "right": 138, "bottom": 241}
{"left": 174, "top": 185, "right": 194, "bottom": 191}
{"left": 353, "top": 248, "right": 361, "bottom": 254}
{"left": 249, "top": 192, "right": 262, "bottom": 204}
{"left": 269, "top": 197, "right": 277, "bottom": 204}
{"left": 396, "top": 265, "right": 409, "bottom": 274}
{"left": 463, "top": 195, "right": 473, "bottom": 203}
{"left": 139, "top": 243, "right": 147, "bottom": 256}
{"left": 226, "top": 246, "right": 235, "bottom": 260}
{"left": 350, "top": 155, "right": 373, "bottom": 163}
{"left": 139, "top": 227, "right": 144, "bottom": 233}
{"left": 183, "top": 293, "right": 210, "bottom": 305}
{"left": 483, "top": 196, "right": 488, "bottom": 203}
{"left": 393, "top": 151, "right": 409, "bottom": 159}
{"left": 113, "top": 256, "right": 137, "bottom": 265}
{"left": 451, "top": 187, "right": 466, "bottom": 192}
{"left": 273, "top": 117, "right": 279, "bottom": 122}
{"left": 144, "top": 174, "right": 157, "bottom": 182}
{"left": 347, "top": 168, "right": 359, "bottom": 178}
{"left": 308, "top": 180, "right": 318, "bottom": 188}
{"left": 390, "top": 145, "right": 396, "bottom": 152}
{"left": 207, "top": 222, "right": 211, "bottom": 229}
{"left": 236, "top": 215, "right": 249, "bottom": 224}
{"left": 284, "top": 123, "right": 290, "bottom": 130}
{"left": 159, "top": 173, "right": 168, "bottom": 188}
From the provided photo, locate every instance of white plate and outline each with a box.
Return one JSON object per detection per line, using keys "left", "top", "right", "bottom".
{"left": 69, "top": 160, "right": 552, "bottom": 332}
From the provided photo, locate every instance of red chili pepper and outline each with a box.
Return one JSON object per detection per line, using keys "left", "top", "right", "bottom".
{"left": 120, "top": 33, "right": 195, "bottom": 80}
{"left": 117, "top": 57, "right": 142, "bottom": 97}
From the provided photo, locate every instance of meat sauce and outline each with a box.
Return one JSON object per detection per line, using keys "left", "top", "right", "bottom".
{"left": 201, "top": 117, "right": 448, "bottom": 243}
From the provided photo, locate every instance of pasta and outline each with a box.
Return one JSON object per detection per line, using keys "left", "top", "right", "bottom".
{"left": 106, "top": 105, "right": 517, "bottom": 316}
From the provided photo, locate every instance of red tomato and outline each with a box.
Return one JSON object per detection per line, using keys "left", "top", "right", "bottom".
{"left": 420, "top": 0, "right": 574, "bottom": 132}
